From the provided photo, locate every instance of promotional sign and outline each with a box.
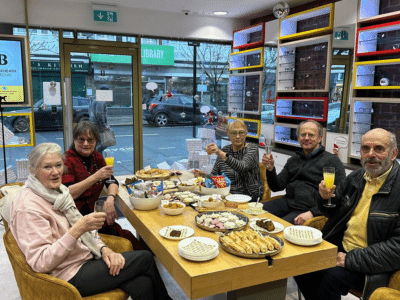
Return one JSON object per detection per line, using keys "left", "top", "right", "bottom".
{"left": 0, "top": 35, "right": 30, "bottom": 106}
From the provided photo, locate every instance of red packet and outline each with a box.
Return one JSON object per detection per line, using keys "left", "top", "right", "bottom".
{"left": 211, "top": 175, "right": 226, "bottom": 188}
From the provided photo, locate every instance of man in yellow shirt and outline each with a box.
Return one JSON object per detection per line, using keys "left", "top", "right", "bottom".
{"left": 295, "top": 128, "right": 400, "bottom": 300}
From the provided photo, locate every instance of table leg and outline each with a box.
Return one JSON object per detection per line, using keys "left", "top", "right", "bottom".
{"left": 227, "top": 278, "right": 287, "bottom": 300}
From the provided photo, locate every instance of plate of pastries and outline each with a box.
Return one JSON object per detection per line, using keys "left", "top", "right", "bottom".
{"left": 136, "top": 168, "right": 171, "bottom": 180}
{"left": 220, "top": 228, "right": 284, "bottom": 258}
{"left": 195, "top": 211, "right": 248, "bottom": 232}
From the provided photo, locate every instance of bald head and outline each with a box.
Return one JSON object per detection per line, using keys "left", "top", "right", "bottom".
{"left": 360, "top": 128, "right": 398, "bottom": 178}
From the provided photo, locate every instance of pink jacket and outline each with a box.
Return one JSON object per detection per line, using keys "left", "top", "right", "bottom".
{"left": 10, "top": 187, "right": 105, "bottom": 282}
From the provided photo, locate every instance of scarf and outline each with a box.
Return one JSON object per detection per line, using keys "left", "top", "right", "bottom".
{"left": 25, "top": 174, "right": 101, "bottom": 259}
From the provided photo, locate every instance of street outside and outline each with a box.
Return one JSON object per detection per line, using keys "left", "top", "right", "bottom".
{"left": 1, "top": 124, "right": 216, "bottom": 179}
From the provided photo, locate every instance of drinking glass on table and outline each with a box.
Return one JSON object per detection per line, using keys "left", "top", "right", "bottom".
{"left": 104, "top": 151, "right": 115, "bottom": 184}
{"left": 323, "top": 167, "right": 336, "bottom": 207}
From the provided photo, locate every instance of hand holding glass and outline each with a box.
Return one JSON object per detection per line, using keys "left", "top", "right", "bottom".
{"left": 104, "top": 153, "right": 115, "bottom": 184}
{"left": 93, "top": 200, "right": 106, "bottom": 238}
{"left": 323, "top": 167, "right": 336, "bottom": 207}
{"left": 264, "top": 138, "right": 274, "bottom": 155}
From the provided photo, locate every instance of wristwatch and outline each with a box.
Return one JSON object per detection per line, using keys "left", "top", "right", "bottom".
{"left": 107, "top": 194, "right": 116, "bottom": 199}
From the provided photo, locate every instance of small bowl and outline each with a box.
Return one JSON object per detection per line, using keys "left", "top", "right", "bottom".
{"left": 200, "top": 185, "right": 231, "bottom": 197}
{"left": 160, "top": 202, "right": 186, "bottom": 216}
{"left": 177, "top": 182, "right": 196, "bottom": 192}
{"left": 129, "top": 194, "right": 162, "bottom": 211}
{"left": 199, "top": 195, "right": 222, "bottom": 209}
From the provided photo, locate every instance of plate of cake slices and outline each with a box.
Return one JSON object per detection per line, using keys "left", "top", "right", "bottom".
{"left": 249, "top": 218, "right": 284, "bottom": 234}
{"left": 159, "top": 225, "right": 194, "bottom": 240}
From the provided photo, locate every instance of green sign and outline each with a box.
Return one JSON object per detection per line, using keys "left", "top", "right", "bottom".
{"left": 91, "top": 54, "right": 131, "bottom": 64}
{"left": 93, "top": 10, "right": 117, "bottom": 23}
{"left": 141, "top": 45, "right": 174, "bottom": 66}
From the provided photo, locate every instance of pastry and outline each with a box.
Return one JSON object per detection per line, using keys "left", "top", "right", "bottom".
{"left": 256, "top": 219, "right": 275, "bottom": 232}
{"left": 169, "top": 230, "right": 181, "bottom": 237}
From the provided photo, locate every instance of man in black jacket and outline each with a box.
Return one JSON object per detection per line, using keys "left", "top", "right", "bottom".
{"left": 262, "top": 120, "right": 346, "bottom": 224}
{"left": 295, "top": 128, "right": 400, "bottom": 300}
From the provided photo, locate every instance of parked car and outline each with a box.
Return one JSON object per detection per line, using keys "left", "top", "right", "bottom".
{"left": 5, "top": 97, "right": 90, "bottom": 132}
{"left": 143, "top": 94, "right": 218, "bottom": 127}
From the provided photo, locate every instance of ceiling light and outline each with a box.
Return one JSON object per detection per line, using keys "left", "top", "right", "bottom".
{"left": 213, "top": 11, "right": 228, "bottom": 15}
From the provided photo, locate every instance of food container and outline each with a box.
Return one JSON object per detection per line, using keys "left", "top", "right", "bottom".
{"left": 248, "top": 202, "right": 263, "bottom": 214}
{"left": 160, "top": 202, "right": 186, "bottom": 216}
{"left": 200, "top": 185, "right": 230, "bottom": 197}
{"left": 129, "top": 194, "right": 162, "bottom": 210}
{"left": 199, "top": 195, "right": 222, "bottom": 209}
{"left": 177, "top": 182, "right": 196, "bottom": 192}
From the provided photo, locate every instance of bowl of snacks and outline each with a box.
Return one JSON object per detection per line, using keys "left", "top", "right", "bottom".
{"left": 200, "top": 185, "right": 230, "bottom": 197}
{"left": 199, "top": 195, "right": 222, "bottom": 209}
{"left": 129, "top": 194, "right": 162, "bottom": 211}
{"left": 177, "top": 181, "right": 196, "bottom": 192}
{"left": 160, "top": 202, "right": 186, "bottom": 216}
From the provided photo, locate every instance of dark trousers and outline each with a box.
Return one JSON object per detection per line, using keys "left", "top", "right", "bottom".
{"left": 69, "top": 251, "right": 171, "bottom": 300}
{"left": 262, "top": 197, "right": 304, "bottom": 224}
{"left": 295, "top": 265, "right": 365, "bottom": 300}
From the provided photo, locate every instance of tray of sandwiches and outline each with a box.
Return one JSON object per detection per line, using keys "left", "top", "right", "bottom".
{"left": 136, "top": 168, "right": 171, "bottom": 180}
{"left": 220, "top": 228, "right": 284, "bottom": 258}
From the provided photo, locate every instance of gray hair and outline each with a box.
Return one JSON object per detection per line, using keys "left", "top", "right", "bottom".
{"left": 28, "top": 143, "right": 64, "bottom": 174}
{"left": 296, "top": 120, "right": 323, "bottom": 137}
{"left": 389, "top": 131, "right": 398, "bottom": 152}
{"left": 227, "top": 119, "right": 248, "bottom": 134}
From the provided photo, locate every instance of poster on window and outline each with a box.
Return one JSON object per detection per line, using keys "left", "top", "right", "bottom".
{"left": 0, "top": 34, "right": 31, "bottom": 107}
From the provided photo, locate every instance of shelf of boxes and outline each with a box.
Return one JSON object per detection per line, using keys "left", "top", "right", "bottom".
{"left": 229, "top": 47, "right": 264, "bottom": 70}
{"left": 232, "top": 23, "right": 265, "bottom": 49}
{"left": 349, "top": 99, "right": 400, "bottom": 159}
{"left": 279, "top": 3, "right": 334, "bottom": 41}
{"left": 353, "top": 58, "right": 400, "bottom": 89}
{"left": 228, "top": 71, "right": 263, "bottom": 115}
{"left": 356, "top": 20, "right": 400, "bottom": 56}
{"left": 274, "top": 123, "right": 301, "bottom": 148}
{"left": 277, "top": 34, "right": 332, "bottom": 92}
{"left": 358, "top": 0, "right": 400, "bottom": 24}
{"left": 275, "top": 97, "right": 328, "bottom": 121}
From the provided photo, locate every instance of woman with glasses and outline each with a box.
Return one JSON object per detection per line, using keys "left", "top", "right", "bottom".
{"left": 193, "top": 119, "right": 263, "bottom": 200}
{"left": 62, "top": 121, "right": 143, "bottom": 250}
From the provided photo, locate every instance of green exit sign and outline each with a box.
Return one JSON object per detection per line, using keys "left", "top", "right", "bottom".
{"left": 93, "top": 10, "right": 117, "bottom": 22}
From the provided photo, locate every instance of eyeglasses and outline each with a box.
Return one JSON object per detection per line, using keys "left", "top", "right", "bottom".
{"left": 230, "top": 131, "right": 246, "bottom": 136}
{"left": 76, "top": 138, "right": 96, "bottom": 144}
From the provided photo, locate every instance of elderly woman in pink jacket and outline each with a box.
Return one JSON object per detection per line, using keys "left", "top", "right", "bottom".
{"left": 10, "top": 143, "right": 172, "bottom": 300}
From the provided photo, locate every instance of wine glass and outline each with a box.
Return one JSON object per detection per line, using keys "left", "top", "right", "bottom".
{"left": 104, "top": 152, "right": 115, "bottom": 184}
{"left": 323, "top": 167, "right": 336, "bottom": 207}
{"left": 93, "top": 199, "right": 106, "bottom": 239}
{"left": 264, "top": 137, "right": 274, "bottom": 155}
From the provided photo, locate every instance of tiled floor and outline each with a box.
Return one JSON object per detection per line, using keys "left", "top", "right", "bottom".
{"left": 0, "top": 218, "right": 359, "bottom": 300}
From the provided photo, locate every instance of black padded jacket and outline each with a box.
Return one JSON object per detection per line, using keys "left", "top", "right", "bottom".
{"left": 320, "top": 160, "right": 400, "bottom": 300}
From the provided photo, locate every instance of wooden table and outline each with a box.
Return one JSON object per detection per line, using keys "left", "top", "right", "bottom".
{"left": 115, "top": 175, "right": 337, "bottom": 299}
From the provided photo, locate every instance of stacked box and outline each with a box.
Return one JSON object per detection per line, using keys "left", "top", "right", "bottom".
{"left": 198, "top": 151, "right": 210, "bottom": 166}
{"left": 16, "top": 159, "right": 29, "bottom": 181}
{"left": 0, "top": 166, "right": 17, "bottom": 185}
{"left": 186, "top": 139, "right": 202, "bottom": 152}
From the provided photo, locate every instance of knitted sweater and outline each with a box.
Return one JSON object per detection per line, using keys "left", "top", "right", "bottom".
{"left": 266, "top": 146, "right": 346, "bottom": 216}
{"left": 210, "top": 143, "right": 263, "bottom": 198}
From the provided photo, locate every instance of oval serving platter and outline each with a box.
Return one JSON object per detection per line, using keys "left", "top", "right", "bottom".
{"left": 219, "top": 231, "right": 284, "bottom": 258}
{"left": 195, "top": 210, "right": 249, "bottom": 232}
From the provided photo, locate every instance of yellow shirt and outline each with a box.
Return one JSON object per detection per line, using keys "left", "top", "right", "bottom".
{"left": 342, "top": 166, "right": 392, "bottom": 252}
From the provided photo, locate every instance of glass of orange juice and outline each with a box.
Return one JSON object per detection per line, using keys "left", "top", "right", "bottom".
{"left": 323, "top": 167, "right": 335, "bottom": 207}
{"left": 104, "top": 152, "right": 115, "bottom": 184}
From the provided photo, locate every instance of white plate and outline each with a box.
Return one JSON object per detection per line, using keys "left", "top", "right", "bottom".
{"left": 179, "top": 250, "right": 219, "bottom": 261}
{"left": 283, "top": 226, "right": 322, "bottom": 246}
{"left": 249, "top": 220, "right": 284, "bottom": 234}
{"left": 178, "top": 237, "right": 219, "bottom": 257}
{"left": 159, "top": 225, "right": 194, "bottom": 240}
{"left": 225, "top": 194, "right": 252, "bottom": 203}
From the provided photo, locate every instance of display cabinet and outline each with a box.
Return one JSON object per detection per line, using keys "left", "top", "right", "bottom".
{"left": 358, "top": 0, "right": 400, "bottom": 23}
{"left": 279, "top": 4, "right": 334, "bottom": 41}
{"left": 232, "top": 23, "right": 265, "bottom": 49}
{"left": 274, "top": 123, "right": 301, "bottom": 147}
{"left": 228, "top": 117, "right": 261, "bottom": 138}
{"left": 353, "top": 58, "right": 400, "bottom": 89}
{"left": 275, "top": 97, "right": 328, "bottom": 121}
{"left": 228, "top": 71, "right": 263, "bottom": 115}
{"left": 229, "top": 47, "right": 264, "bottom": 70}
{"left": 356, "top": 20, "right": 400, "bottom": 56}
{"left": 277, "top": 34, "right": 332, "bottom": 92}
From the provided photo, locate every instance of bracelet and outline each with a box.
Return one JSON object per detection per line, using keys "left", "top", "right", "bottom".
{"left": 107, "top": 194, "right": 116, "bottom": 199}
{"left": 100, "top": 245, "right": 108, "bottom": 255}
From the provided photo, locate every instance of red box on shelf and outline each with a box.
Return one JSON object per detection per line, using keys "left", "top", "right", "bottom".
{"left": 275, "top": 97, "right": 329, "bottom": 122}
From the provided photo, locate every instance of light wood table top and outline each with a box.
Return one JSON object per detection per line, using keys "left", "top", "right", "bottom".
{"left": 115, "top": 175, "right": 337, "bottom": 299}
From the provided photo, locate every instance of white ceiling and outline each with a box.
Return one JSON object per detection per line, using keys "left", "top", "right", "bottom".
{"left": 70, "top": 0, "right": 315, "bottom": 19}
